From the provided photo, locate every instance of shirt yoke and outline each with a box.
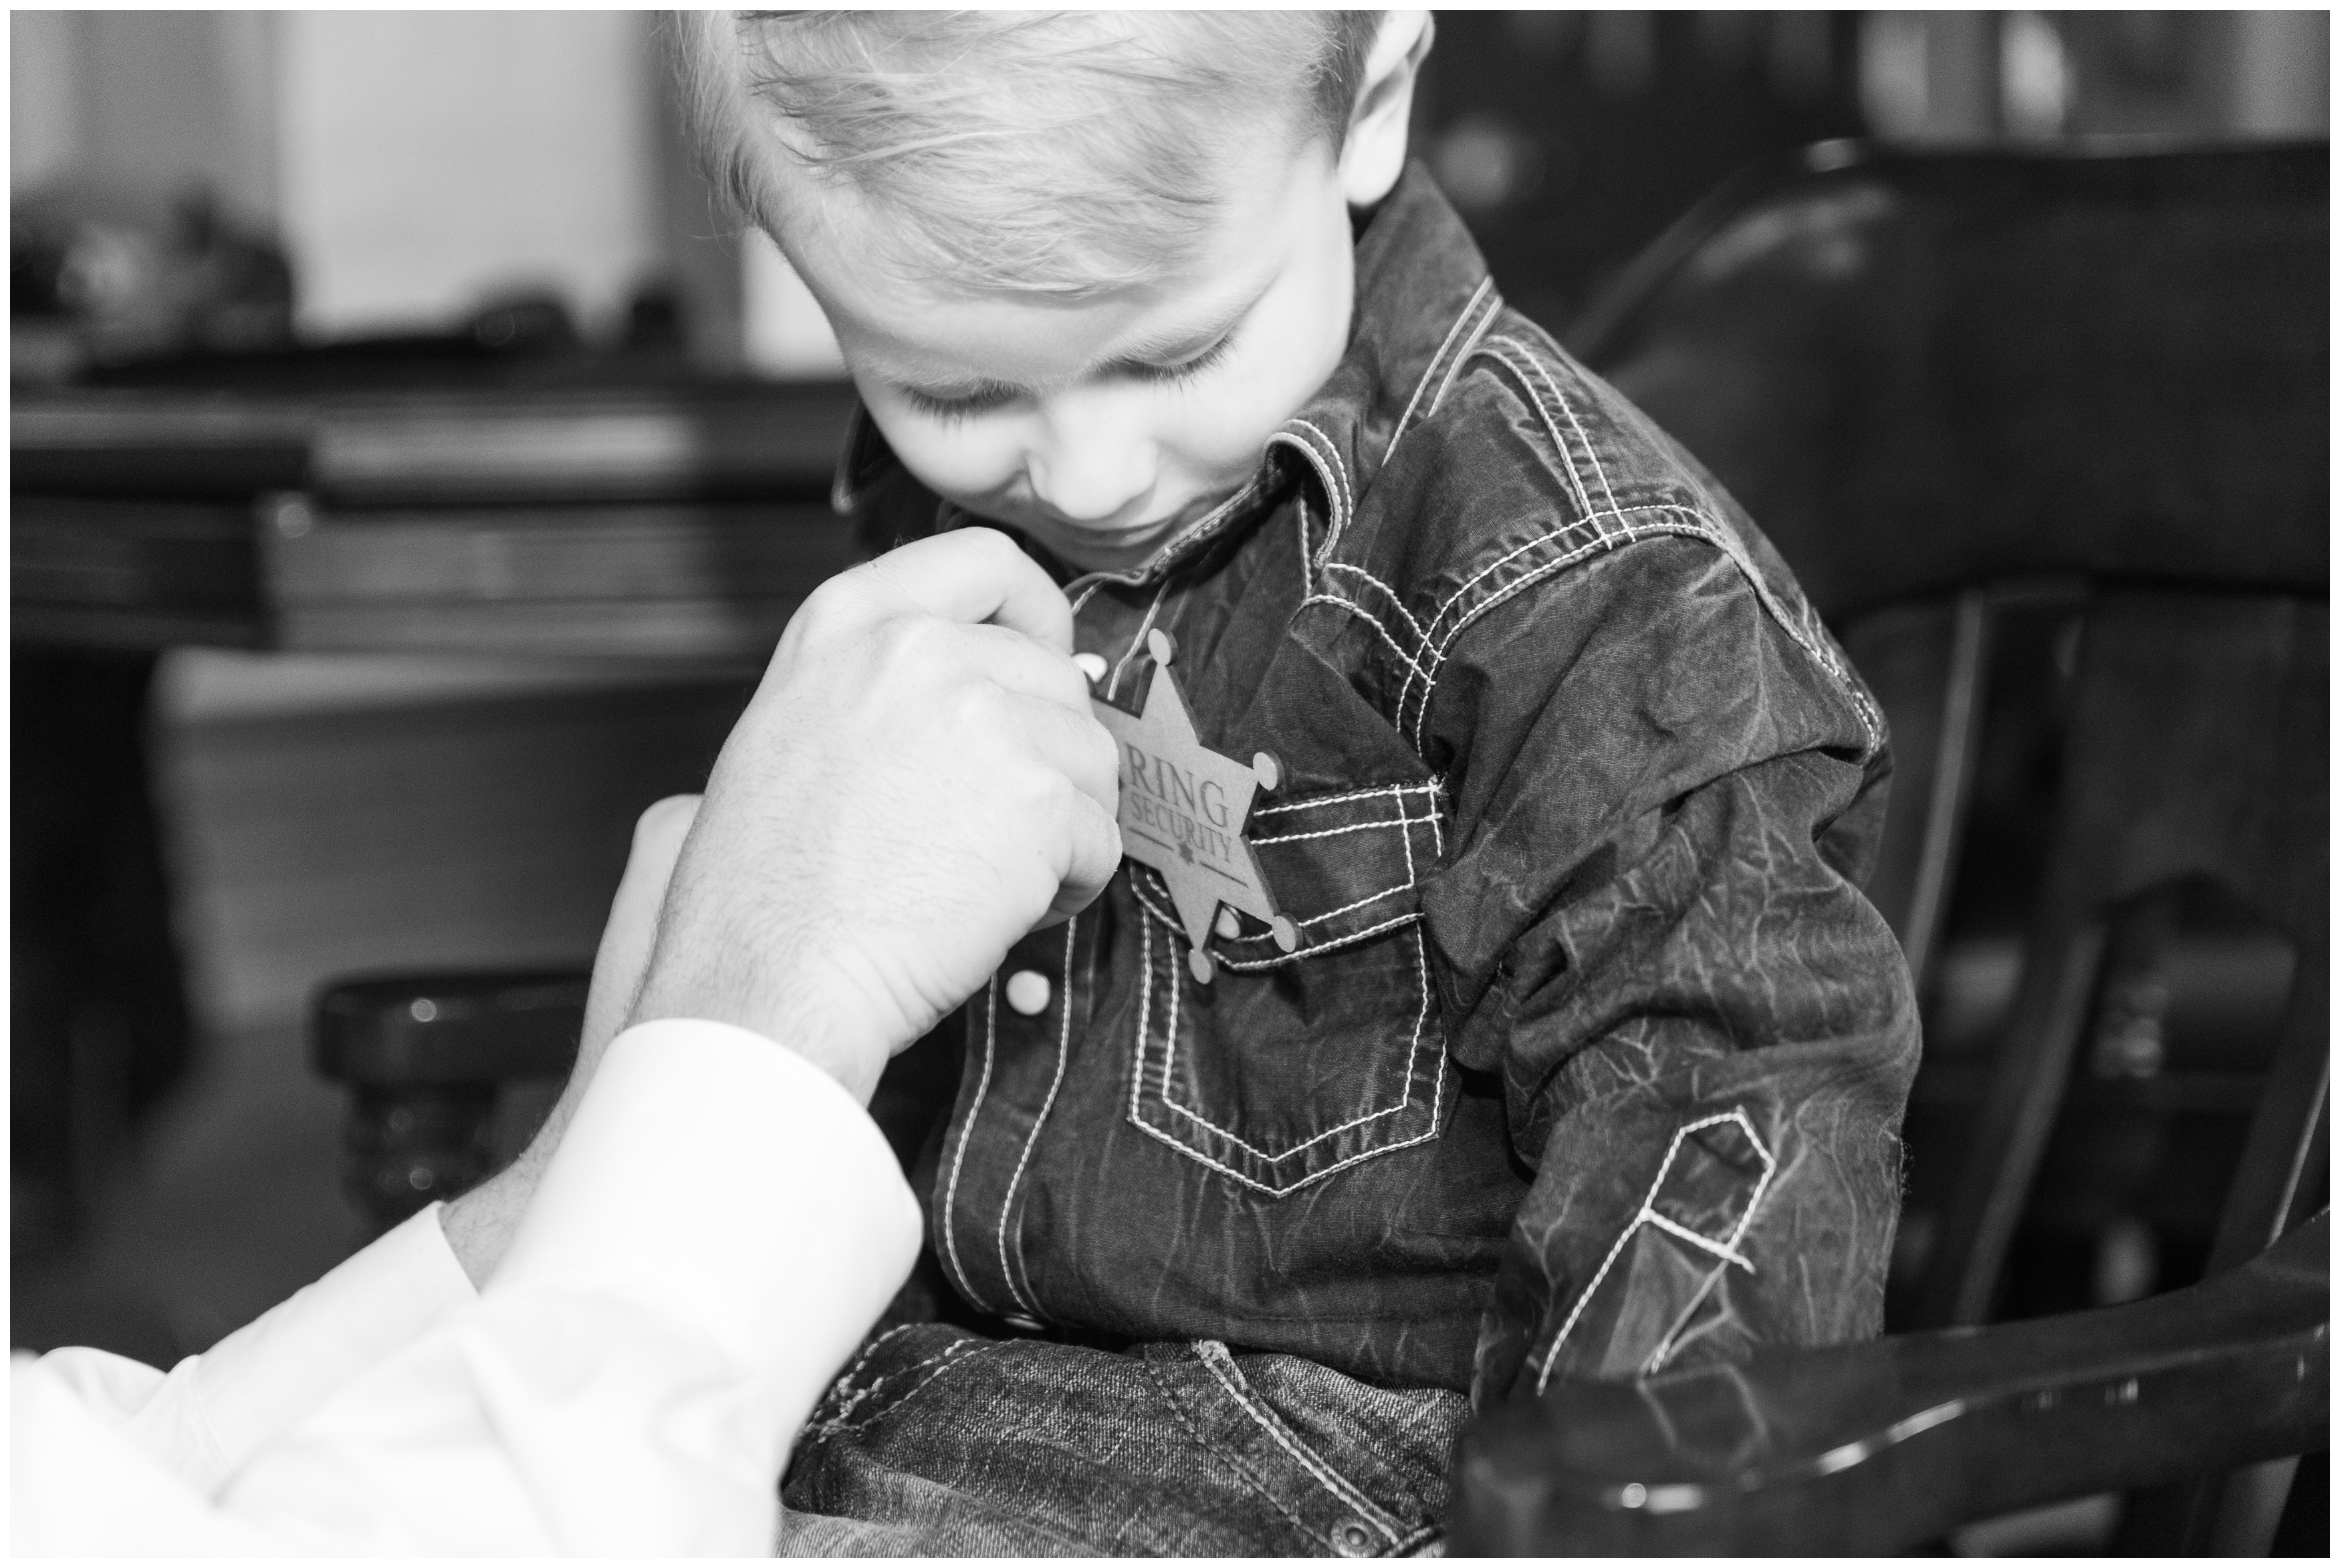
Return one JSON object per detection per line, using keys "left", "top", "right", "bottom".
{"left": 1301, "top": 306, "right": 1881, "bottom": 765}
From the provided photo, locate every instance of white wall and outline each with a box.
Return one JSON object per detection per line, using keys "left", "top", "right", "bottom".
{"left": 740, "top": 229, "right": 845, "bottom": 378}
{"left": 11, "top": 11, "right": 86, "bottom": 192}
{"left": 11, "top": 10, "right": 276, "bottom": 217}
{"left": 274, "top": 11, "right": 662, "bottom": 339}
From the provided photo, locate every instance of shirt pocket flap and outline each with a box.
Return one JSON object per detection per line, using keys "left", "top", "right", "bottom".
{"left": 1205, "top": 781, "right": 1447, "bottom": 964}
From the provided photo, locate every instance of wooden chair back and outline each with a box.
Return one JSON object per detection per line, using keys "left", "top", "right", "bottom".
{"left": 1576, "top": 142, "right": 2327, "bottom": 1551}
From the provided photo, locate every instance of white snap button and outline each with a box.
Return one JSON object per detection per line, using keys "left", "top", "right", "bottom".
{"left": 1330, "top": 1519, "right": 1377, "bottom": 1556}
{"left": 1004, "top": 970, "right": 1051, "bottom": 1015}
{"left": 1072, "top": 652, "right": 1108, "bottom": 684}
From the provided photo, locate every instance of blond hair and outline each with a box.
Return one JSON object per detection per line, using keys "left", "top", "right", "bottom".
{"left": 674, "top": 11, "right": 1383, "bottom": 297}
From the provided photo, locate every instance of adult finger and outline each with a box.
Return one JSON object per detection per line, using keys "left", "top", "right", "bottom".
{"left": 1001, "top": 692, "right": 1123, "bottom": 820}
{"left": 1038, "top": 788, "right": 1123, "bottom": 927}
{"left": 580, "top": 795, "right": 702, "bottom": 1061}
{"left": 949, "top": 622, "right": 1095, "bottom": 716}
{"left": 856, "top": 528, "right": 1074, "bottom": 652}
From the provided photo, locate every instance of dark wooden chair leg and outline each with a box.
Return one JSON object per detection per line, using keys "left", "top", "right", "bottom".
{"left": 311, "top": 970, "right": 586, "bottom": 1238}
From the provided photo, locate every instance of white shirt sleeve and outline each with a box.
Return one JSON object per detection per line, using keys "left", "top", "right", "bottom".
{"left": 23, "top": 1202, "right": 477, "bottom": 1499}
{"left": 11, "top": 1019, "right": 923, "bottom": 1556}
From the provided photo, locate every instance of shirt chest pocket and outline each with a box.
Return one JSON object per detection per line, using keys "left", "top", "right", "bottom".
{"left": 1123, "top": 781, "right": 1453, "bottom": 1198}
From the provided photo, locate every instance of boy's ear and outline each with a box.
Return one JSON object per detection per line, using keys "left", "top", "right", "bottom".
{"left": 1338, "top": 10, "right": 1434, "bottom": 209}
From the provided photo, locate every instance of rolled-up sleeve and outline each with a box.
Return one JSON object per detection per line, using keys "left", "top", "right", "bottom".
{"left": 1420, "top": 537, "right": 1920, "bottom": 1406}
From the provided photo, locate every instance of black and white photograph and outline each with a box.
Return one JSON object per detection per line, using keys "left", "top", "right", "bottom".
{"left": 10, "top": 8, "right": 2329, "bottom": 1555}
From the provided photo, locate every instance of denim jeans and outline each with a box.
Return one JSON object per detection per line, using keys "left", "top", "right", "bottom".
{"left": 781, "top": 1324, "right": 1463, "bottom": 1557}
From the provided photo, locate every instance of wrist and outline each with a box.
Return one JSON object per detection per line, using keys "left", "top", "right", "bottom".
{"left": 626, "top": 963, "right": 894, "bottom": 1105}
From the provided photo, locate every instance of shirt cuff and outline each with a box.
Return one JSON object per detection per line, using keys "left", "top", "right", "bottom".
{"left": 489, "top": 1018, "right": 923, "bottom": 1386}
{"left": 167, "top": 1203, "right": 477, "bottom": 1490}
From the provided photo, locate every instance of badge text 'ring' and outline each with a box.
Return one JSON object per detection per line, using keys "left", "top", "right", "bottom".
{"left": 1090, "top": 629, "right": 1295, "bottom": 983}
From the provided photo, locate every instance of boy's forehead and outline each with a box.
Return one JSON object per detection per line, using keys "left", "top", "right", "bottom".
{"left": 778, "top": 141, "right": 1324, "bottom": 388}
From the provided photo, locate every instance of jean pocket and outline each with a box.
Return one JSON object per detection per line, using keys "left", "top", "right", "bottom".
{"left": 1125, "top": 782, "right": 1451, "bottom": 1197}
{"left": 1144, "top": 1339, "right": 1461, "bottom": 1556}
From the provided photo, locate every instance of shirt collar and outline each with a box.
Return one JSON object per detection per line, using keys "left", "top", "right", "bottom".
{"left": 832, "top": 161, "right": 1498, "bottom": 583}
{"left": 1264, "top": 160, "right": 1500, "bottom": 564}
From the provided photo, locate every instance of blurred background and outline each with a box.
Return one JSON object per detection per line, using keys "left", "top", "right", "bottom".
{"left": 9, "top": 5, "right": 2329, "bottom": 1437}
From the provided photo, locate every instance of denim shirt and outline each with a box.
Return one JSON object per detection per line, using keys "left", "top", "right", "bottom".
{"left": 835, "top": 163, "right": 1919, "bottom": 1405}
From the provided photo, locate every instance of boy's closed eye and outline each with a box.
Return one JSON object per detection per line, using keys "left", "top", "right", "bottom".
{"left": 897, "top": 323, "right": 1244, "bottom": 422}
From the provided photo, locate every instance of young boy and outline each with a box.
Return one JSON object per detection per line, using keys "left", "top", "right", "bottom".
{"left": 682, "top": 11, "right": 1917, "bottom": 1555}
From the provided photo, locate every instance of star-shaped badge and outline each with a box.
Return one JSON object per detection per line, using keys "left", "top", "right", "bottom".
{"left": 1091, "top": 630, "right": 1296, "bottom": 982}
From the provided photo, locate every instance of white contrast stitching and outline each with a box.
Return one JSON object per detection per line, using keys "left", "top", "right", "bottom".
{"left": 1642, "top": 1210, "right": 1754, "bottom": 1268}
{"left": 1252, "top": 781, "right": 1441, "bottom": 818}
{"left": 939, "top": 981, "right": 1000, "bottom": 1314}
{"left": 820, "top": 1339, "right": 987, "bottom": 1440}
{"left": 1296, "top": 491, "right": 1316, "bottom": 601}
{"left": 1288, "top": 418, "right": 1355, "bottom": 531}
{"left": 1109, "top": 579, "right": 1171, "bottom": 700}
{"left": 1125, "top": 864, "right": 1425, "bottom": 971}
{"left": 1426, "top": 503, "right": 1687, "bottom": 640}
{"left": 1426, "top": 295, "right": 1502, "bottom": 419}
{"left": 1410, "top": 507, "right": 1881, "bottom": 755}
{"left": 1414, "top": 515, "right": 1721, "bottom": 750}
{"left": 1513, "top": 336, "right": 1621, "bottom": 520}
{"left": 1395, "top": 782, "right": 1416, "bottom": 888}
{"left": 1267, "top": 431, "right": 1348, "bottom": 576}
{"left": 1300, "top": 592, "right": 1433, "bottom": 686}
{"left": 1159, "top": 912, "right": 1429, "bottom": 1164}
{"left": 993, "top": 917, "right": 1078, "bottom": 1319}
{"left": 1532, "top": 1107, "right": 1779, "bottom": 1396}
{"left": 1386, "top": 342, "right": 1623, "bottom": 736}
{"left": 1123, "top": 866, "right": 1413, "bottom": 964}
{"left": 1163, "top": 904, "right": 1183, "bottom": 1109}
{"left": 812, "top": 1331, "right": 973, "bottom": 1439}
{"left": 1324, "top": 561, "right": 1429, "bottom": 643}
{"left": 1395, "top": 503, "right": 1701, "bottom": 745}
{"left": 817, "top": 1321, "right": 923, "bottom": 1427}
{"left": 1392, "top": 277, "right": 1494, "bottom": 446}
{"left": 1249, "top": 817, "right": 1417, "bottom": 847}
{"left": 1065, "top": 472, "right": 1272, "bottom": 596}
{"left": 1476, "top": 337, "right": 1594, "bottom": 519}
{"left": 1127, "top": 914, "right": 1156, "bottom": 1133}
{"left": 1271, "top": 421, "right": 1358, "bottom": 567}
{"left": 1431, "top": 332, "right": 1877, "bottom": 749}
{"left": 1128, "top": 900, "right": 1445, "bottom": 1187}
{"left": 1195, "top": 1345, "right": 1404, "bottom": 1542}
{"left": 1215, "top": 911, "right": 1423, "bottom": 972}
{"left": 1127, "top": 928, "right": 1449, "bottom": 1196}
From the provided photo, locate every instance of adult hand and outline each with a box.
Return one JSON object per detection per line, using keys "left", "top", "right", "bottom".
{"left": 443, "top": 531, "right": 1119, "bottom": 1285}
{"left": 628, "top": 527, "right": 1121, "bottom": 1101}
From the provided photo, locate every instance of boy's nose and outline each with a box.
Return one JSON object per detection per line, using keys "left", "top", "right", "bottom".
{"left": 1024, "top": 408, "right": 1157, "bottom": 525}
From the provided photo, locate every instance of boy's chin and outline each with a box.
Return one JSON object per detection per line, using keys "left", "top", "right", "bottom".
{"left": 1003, "top": 513, "right": 1188, "bottom": 576}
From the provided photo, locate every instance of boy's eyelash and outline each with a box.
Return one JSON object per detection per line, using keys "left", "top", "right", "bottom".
{"left": 903, "top": 382, "right": 1020, "bottom": 421}
{"left": 1129, "top": 331, "right": 1236, "bottom": 388}
{"left": 902, "top": 331, "right": 1238, "bottom": 422}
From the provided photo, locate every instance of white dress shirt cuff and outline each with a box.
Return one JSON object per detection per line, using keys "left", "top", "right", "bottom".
{"left": 188, "top": 1202, "right": 477, "bottom": 1487}
{"left": 490, "top": 1017, "right": 923, "bottom": 1384}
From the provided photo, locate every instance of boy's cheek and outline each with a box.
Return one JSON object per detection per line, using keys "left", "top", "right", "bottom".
{"left": 862, "top": 404, "right": 1018, "bottom": 511}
